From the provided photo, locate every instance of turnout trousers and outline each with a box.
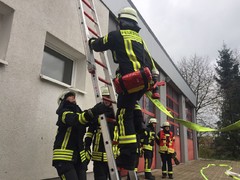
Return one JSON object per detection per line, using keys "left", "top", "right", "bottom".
{"left": 144, "top": 150, "right": 153, "bottom": 173}
{"left": 93, "top": 161, "right": 110, "bottom": 180}
{"left": 54, "top": 160, "right": 87, "bottom": 180}
{"left": 116, "top": 91, "right": 145, "bottom": 170}
{"left": 160, "top": 153, "right": 173, "bottom": 177}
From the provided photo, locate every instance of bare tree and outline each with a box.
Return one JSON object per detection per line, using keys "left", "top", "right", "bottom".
{"left": 177, "top": 55, "right": 220, "bottom": 127}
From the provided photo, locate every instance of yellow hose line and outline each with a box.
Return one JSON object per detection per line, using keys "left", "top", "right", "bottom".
{"left": 146, "top": 91, "right": 240, "bottom": 132}
{"left": 200, "top": 164, "right": 240, "bottom": 180}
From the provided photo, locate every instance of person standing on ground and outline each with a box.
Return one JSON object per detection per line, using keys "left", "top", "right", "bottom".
{"left": 155, "top": 121, "right": 175, "bottom": 179}
{"left": 84, "top": 86, "right": 119, "bottom": 180}
{"left": 89, "top": 6, "right": 159, "bottom": 171}
{"left": 52, "top": 90, "right": 110, "bottom": 180}
{"left": 142, "top": 118, "right": 157, "bottom": 180}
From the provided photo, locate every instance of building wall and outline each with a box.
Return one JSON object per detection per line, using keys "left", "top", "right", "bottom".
{"left": 0, "top": 0, "right": 109, "bottom": 179}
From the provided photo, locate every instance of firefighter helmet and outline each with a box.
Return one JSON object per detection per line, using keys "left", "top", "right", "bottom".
{"left": 118, "top": 7, "right": 138, "bottom": 23}
{"left": 101, "top": 86, "right": 110, "bottom": 96}
{"left": 162, "top": 121, "right": 170, "bottom": 127}
{"left": 57, "top": 89, "right": 76, "bottom": 105}
{"left": 149, "top": 118, "right": 157, "bottom": 124}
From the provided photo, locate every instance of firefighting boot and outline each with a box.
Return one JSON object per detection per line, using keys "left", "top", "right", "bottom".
{"left": 162, "top": 173, "right": 167, "bottom": 179}
{"left": 168, "top": 174, "right": 173, "bottom": 179}
{"left": 145, "top": 172, "right": 155, "bottom": 180}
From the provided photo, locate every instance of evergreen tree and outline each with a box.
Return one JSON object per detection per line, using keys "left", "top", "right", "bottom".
{"left": 214, "top": 44, "right": 240, "bottom": 160}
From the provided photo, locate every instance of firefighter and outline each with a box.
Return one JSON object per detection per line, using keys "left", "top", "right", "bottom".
{"left": 155, "top": 121, "right": 175, "bottom": 179}
{"left": 84, "top": 86, "right": 119, "bottom": 180}
{"left": 88, "top": 7, "right": 159, "bottom": 171}
{"left": 52, "top": 90, "right": 110, "bottom": 180}
{"left": 141, "top": 118, "right": 157, "bottom": 180}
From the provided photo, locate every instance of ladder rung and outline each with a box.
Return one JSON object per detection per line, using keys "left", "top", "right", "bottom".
{"left": 112, "top": 141, "right": 118, "bottom": 145}
{"left": 103, "top": 96, "right": 116, "bottom": 104}
{"left": 106, "top": 117, "right": 117, "bottom": 123}
{"left": 98, "top": 77, "right": 111, "bottom": 85}
{"left": 78, "top": 0, "right": 120, "bottom": 178}
{"left": 82, "top": 0, "right": 93, "bottom": 10}
{"left": 95, "top": 59, "right": 108, "bottom": 69}
{"left": 88, "top": 26, "right": 99, "bottom": 37}
{"left": 84, "top": 11, "right": 97, "bottom": 24}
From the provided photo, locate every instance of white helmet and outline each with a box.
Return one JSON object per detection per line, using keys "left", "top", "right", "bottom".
{"left": 57, "top": 88, "right": 76, "bottom": 105}
{"left": 101, "top": 86, "right": 110, "bottom": 96}
{"left": 152, "top": 68, "right": 159, "bottom": 76}
{"left": 149, "top": 118, "right": 157, "bottom": 124}
{"left": 162, "top": 121, "right": 170, "bottom": 127}
{"left": 118, "top": 7, "right": 138, "bottom": 23}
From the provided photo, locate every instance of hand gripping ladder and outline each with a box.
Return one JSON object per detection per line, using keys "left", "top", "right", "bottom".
{"left": 77, "top": 0, "right": 138, "bottom": 179}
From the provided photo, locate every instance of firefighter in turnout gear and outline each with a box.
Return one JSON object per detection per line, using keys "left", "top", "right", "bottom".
{"left": 155, "top": 121, "right": 175, "bottom": 179}
{"left": 52, "top": 89, "right": 110, "bottom": 180}
{"left": 89, "top": 7, "right": 159, "bottom": 170}
{"left": 84, "top": 86, "right": 119, "bottom": 180}
{"left": 142, "top": 118, "right": 157, "bottom": 180}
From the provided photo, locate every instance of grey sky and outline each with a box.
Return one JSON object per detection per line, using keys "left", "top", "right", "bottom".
{"left": 131, "top": 0, "right": 240, "bottom": 63}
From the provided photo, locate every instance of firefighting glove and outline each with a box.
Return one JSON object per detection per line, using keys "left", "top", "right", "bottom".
{"left": 88, "top": 102, "right": 110, "bottom": 118}
{"left": 88, "top": 37, "right": 97, "bottom": 50}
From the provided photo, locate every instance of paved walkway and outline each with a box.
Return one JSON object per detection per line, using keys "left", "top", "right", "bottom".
{"left": 123, "top": 159, "right": 240, "bottom": 180}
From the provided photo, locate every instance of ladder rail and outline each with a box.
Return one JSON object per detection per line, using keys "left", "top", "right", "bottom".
{"left": 77, "top": 0, "right": 120, "bottom": 179}
{"left": 86, "top": 0, "right": 118, "bottom": 113}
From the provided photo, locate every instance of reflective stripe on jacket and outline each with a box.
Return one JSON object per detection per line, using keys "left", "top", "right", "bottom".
{"left": 91, "top": 29, "right": 157, "bottom": 76}
{"left": 159, "top": 131, "right": 175, "bottom": 154}
{"left": 53, "top": 104, "right": 88, "bottom": 164}
{"left": 142, "top": 126, "right": 155, "bottom": 151}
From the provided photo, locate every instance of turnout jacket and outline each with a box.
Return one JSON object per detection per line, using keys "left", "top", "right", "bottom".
{"left": 91, "top": 27, "right": 157, "bottom": 76}
{"left": 84, "top": 108, "right": 119, "bottom": 162}
{"left": 142, "top": 124, "right": 156, "bottom": 151}
{"left": 53, "top": 101, "right": 94, "bottom": 165}
{"left": 155, "top": 130, "right": 175, "bottom": 154}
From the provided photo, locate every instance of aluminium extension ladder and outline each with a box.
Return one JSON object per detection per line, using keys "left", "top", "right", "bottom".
{"left": 76, "top": 0, "right": 138, "bottom": 179}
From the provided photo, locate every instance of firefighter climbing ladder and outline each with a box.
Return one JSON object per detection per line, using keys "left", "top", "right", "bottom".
{"left": 77, "top": 0, "right": 137, "bottom": 179}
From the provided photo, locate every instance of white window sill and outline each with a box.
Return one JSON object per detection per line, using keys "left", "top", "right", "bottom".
{"left": 0, "top": 59, "right": 8, "bottom": 65}
{"left": 40, "top": 74, "right": 87, "bottom": 94}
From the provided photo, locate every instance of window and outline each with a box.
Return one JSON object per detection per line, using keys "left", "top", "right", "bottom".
{"left": 186, "top": 103, "right": 193, "bottom": 122}
{"left": 166, "top": 84, "right": 180, "bottom": 136}
{"left": 0, "top": 2, "right": 14, "bottom": 65}
{"left": 187, "top": 130, "right": 193, "bottom": 139}
{"left": 41, "top": 46, "right": 73, "bottom": 85}
{"left": 166, "top": 85, "right": 179, "bottom": 121}
{"left": 40, "top": 33, "right": 87, "bottom": 92}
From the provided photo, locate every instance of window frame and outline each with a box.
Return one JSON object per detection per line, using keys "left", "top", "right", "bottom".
{"left": 0, "top": 2, "right": 14, "bottom": 65}
{"left": 41, "top": 45, "right": 75, "bottom": 86}
{"left": 40, "top": 33, "right": 87, "bottom": 94}
{"left": 166, "top": 84, "right": 180, "bottom": 136}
